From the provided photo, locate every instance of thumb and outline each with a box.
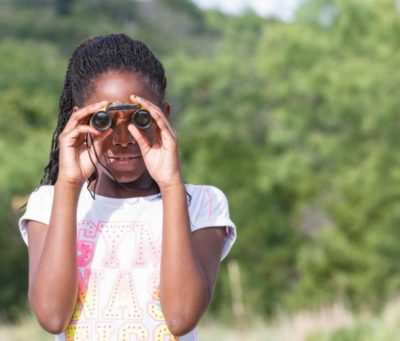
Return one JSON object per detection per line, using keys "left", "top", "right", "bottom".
{"left": 86, "top": 130, "right": 112, "bottom": 163}
{"left": 127, "top": 124, "right": 151, "bottom": 154}
{"left": 92, "top": 129, "right": 113, "bottom": 150}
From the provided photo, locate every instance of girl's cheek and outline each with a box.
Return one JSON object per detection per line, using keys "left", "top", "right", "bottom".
{"left": 101, "top": 134, "right": 113, "bottom": 152}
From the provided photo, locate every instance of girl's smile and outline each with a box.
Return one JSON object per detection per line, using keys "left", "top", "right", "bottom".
{"left": 105, "top": 152, "right": 142, "bottom": 168}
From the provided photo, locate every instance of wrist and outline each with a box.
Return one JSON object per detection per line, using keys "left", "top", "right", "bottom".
{"left": 55, "top": 178, "right": 84, "bottom": 192}
{"left": 159, "top": 179, "right": 185, "bottom": 195}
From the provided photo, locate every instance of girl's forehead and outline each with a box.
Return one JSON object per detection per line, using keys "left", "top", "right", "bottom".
{"left": 86, "top": 70, "right": 156, "bottom": 105}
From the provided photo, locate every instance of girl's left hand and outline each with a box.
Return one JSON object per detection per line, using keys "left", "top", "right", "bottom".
{"left": 127, "top": 95, "right": 183, "bottom": 190}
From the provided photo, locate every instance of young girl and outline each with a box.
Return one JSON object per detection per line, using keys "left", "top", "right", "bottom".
{"left": 19, "top": 33, "right": 236, "bottom": 340}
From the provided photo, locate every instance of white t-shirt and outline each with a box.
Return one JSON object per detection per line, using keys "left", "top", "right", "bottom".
{"left": 19, "top": 184, "right": 236, "bottom": 341}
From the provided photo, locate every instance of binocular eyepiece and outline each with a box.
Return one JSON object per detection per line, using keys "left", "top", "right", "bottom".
{"left": 90, "top": 103, "right": 152, "bottom": 131}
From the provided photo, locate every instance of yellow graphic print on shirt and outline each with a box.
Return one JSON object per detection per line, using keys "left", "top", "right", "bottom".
{"left": 65, "top": 220, "right": 179, "bottom": 340}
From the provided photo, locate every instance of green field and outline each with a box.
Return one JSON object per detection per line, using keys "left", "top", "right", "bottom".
{"left": 3, "top": 300, "right": 400, "bottom": 341}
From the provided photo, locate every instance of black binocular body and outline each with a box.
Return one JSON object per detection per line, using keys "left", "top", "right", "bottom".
{"left": 90, "top": 103, "right": 152, "bottom": 131}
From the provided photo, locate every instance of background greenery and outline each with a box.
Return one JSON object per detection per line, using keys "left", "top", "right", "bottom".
{"left": 1, "top": 0, "right": 400, "bottom": 333}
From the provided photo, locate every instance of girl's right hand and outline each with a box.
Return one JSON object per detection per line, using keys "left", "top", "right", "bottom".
{"left": 57, "top": 101, "right": 111, "bottom": 186}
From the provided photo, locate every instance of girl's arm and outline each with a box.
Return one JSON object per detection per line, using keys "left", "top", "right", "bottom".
{"left": 27, "top": 181, "right": 81, "bottom": 333}
{"left": 27, "top": 101, "right": 110, "bottom": 333}
{"left": 159, "top": 182, "right": 226, "bottom": 336}
{"left": 128, "top": 96, "right": 227, "bottom": 336}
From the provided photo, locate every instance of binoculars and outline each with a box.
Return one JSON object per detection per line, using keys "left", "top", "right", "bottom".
{"left": 90, "top": 103, "right": 152, "bottom": 131}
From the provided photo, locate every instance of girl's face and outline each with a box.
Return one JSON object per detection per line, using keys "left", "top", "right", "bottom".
{"left": 82, "top": 70, "right": 169, "bottom": 196}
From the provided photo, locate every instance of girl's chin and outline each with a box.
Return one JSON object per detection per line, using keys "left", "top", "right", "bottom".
{"left": 99, "top": 163, "right": 147, "bottom": 182}
{"left": 101, "top": 169, "right": 152, "bottom": 186}
{"left": 109, "top": 173, "right": 143, "bottom": 184}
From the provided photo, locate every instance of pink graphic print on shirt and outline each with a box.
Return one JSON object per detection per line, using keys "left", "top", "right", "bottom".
{"left": 65, "top": 220, "right": 178, "bottom": 340}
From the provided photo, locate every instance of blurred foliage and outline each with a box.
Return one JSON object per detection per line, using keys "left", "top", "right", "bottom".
{"left": 1, "top": 0, "right": 400, "bottom": 324}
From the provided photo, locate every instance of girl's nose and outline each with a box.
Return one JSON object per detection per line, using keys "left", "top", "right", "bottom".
{"left": 112, "top": 121, "right": 135, "bottom": 147}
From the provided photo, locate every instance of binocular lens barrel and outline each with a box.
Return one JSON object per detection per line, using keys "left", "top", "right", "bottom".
{"left": 91, "top": 110, "right": 112, "bottom": 131}
{"left": 132, "top": 110, "right": 152, "bottom": 129}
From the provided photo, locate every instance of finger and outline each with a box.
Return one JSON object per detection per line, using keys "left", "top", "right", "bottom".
{"left": 130, "top": 95, "right": 176, "bottom": 137}
{"left": 64, "top": 101, "right": 109, "bottom": 130}
{"left": 150, "top": 110, "right": 177, "bottom": 143}
{"left": 129, "top": 94, "right": 155, "bottom": 109}
{"left": 127, "top": 124, "right": 152, "bottom": 153}
{"left": 60, "top": 125, "right": 103, "bottom": 145}
{"left": 129, "top": 94, "right": 165, "bottom": 118}
{"left": 85, "top": 138, "right": 102, "bottom": 166}
{"left": 92, "top": 128, "right": 113, "bottom": 150}
{"left": 73, "top": 101, "right": 109, "bottom": 122}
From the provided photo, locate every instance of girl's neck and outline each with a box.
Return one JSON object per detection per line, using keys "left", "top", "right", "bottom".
{"left": 92, "top": 171, "right": 160, "bottom": 198}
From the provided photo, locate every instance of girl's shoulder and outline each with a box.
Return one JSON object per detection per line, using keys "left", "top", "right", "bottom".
{"left": 185, "top": 183, "right": 228, "bottom": 203}
{"left": 185, "top": 184, "right": 232, "bottom": 215}
{"left": 23, "top": 185, "right": 55, "bottom": 208}
{"left": 26, "top": 184, "right": 54, "bottom": 194}
{"left": 185, "top": 183, "right": 236, "bottom": 260}
{"left": 184, "top": 183, "right": 232, "bottom": 219}
{"left": 19, "top": 185, "right": 55, "bottom": 245}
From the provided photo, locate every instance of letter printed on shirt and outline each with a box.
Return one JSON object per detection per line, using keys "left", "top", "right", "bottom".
{"left": 131, "top": 222, "right": 161, "bottom": 268}
{"left": 103, "top": 271, "right": 142, "bottom": 320}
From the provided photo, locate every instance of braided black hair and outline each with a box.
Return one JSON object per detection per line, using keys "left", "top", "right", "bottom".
{"left": 40, "top": 33, "right": 167, "bottom": 185}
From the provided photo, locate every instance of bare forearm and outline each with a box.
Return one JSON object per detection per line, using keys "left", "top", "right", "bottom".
{"left": 30, "top": 181, "right": 80, "bottom": 331}
{"left": 159, "top": 183, "right": 209, "bottom": 334}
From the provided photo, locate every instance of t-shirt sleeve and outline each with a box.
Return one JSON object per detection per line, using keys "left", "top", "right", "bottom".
{"left": 18, "top": 186, "right": 54, "bottom": 245}
{"left": 188, "top": 185, "right": 236, "bottom": 260}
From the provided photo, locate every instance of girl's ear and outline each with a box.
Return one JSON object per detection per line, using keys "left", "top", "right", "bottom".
{"left": 162, "top": 103, "right": 171, "bottom": 118}
{"left": 73, "top": 106, "right": 80, "bottom": 113}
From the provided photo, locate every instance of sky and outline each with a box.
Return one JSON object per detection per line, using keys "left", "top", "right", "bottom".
{"left": 192, "top": 0, "right": 302, "bottom": 21}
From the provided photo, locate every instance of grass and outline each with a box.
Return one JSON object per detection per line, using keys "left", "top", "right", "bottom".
{"left": 199, "top": 304, "right": 354, "bottom": 341}
{"left": 3, "top": 300, "right": 400, "bottom": 341}
{"left": 0, "top": 315, "right": 52, "bottom": 341}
